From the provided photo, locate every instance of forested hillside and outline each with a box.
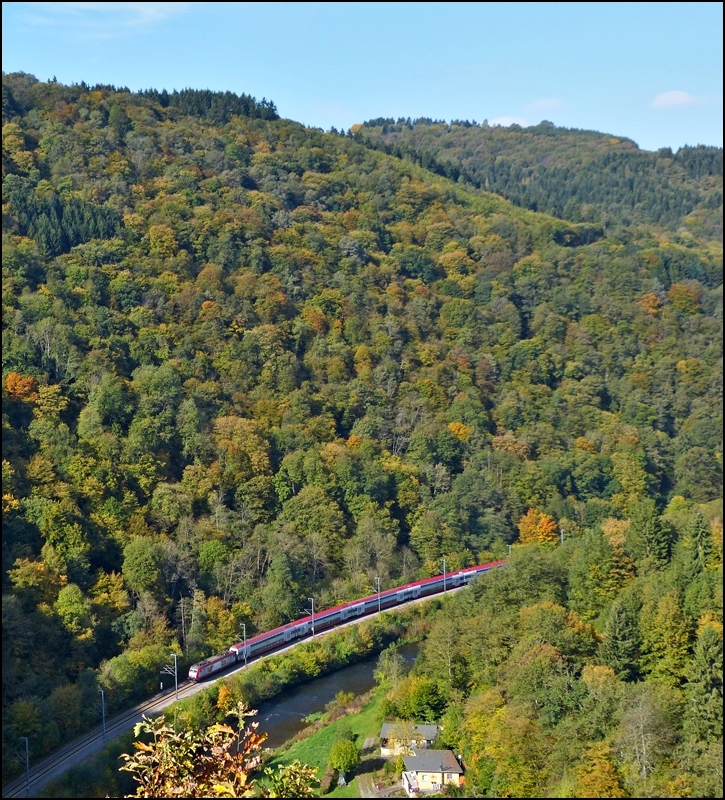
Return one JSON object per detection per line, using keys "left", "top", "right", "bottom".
{"left": 1, "top": 72, "right": 722, "bottom": 793}
{"left": 381, "top": 540, "right": 722, "bottom": 797}
{"left": 355, "top": 118, "right": 723, "bottom": 236}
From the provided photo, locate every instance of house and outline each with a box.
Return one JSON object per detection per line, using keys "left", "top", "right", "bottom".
{"left": 402, "top": 750, "right": 463, "bottom": 797}
{"left": 380, "top": 723, "right": 438, "bottom": 756}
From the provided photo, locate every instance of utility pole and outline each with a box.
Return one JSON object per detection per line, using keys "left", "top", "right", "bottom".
{"left": 162, "top": 654, "right": 178, "bottom": 700}
{"left": 180, "top": 596, "right": 187, "bottom": 655}
{"left": 442, "top": 558, "right": 447, "bottom": 593}
{"left": 307, "top": 597, "right": 315, "bottom": 637}
{"left": 241, "top": 623, "right": 247, "bottom": 666}
{"left": 20, "top": 737, "right": 29, "bottom": 797}
{"left": 375, "top": 576, "right": 381, "bottom": 613}
{"left": 99, "top": 689, "right": 106, "bottom": 742}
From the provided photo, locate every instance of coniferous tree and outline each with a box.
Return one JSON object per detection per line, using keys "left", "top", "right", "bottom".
{"left": 688, "top": 510, "right": 713, "bottom": 577}
{"left": 108, "top": 103, "right": 131, "bottom": 136}
{"left": 598, "top": 598, "right": 641, "bottom": 681}
{"left": 568, "top": 530, "right": 634, "bottom": 621}
{"left": 626, "top": 499, "right": 671, "bottom": 568}
{"left": 573, "top": 742, "right": 627, "bottom": 798}
{"left": 683, "top": 623, "right": 723, "bottom": 743}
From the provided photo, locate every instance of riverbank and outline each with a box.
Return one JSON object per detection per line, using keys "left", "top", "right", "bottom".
{"left": 257, "top": 642, "right": 419, "bottom": 749}
{"left": 268, "top": 690, "right": 387, "bottom": 798}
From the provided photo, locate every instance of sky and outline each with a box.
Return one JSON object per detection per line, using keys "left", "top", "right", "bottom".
{"left": 2, "top": 1, "right": 722, "bottom": 152}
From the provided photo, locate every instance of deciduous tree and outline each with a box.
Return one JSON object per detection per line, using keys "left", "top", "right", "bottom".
{"left": 328, "top": 738, "right": 360, "bottom": 774}
{"left": 517, "top": 508, "right": 559, "bottom": 545}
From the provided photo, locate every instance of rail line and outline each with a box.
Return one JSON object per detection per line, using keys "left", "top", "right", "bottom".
{"left": 2, "top": 683, "right": 190, "bottom": 798}
{"left": 2, "top": 570, "right": 498, "bottom": 797}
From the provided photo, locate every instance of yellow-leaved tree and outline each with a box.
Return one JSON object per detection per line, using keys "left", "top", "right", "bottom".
{"left": 573, "top": 742, "right": 627, "bottom": 798}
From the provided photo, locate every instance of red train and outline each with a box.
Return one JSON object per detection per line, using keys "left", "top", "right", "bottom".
{"left": 188, "top": 560, "right": 505, "bottom": 681}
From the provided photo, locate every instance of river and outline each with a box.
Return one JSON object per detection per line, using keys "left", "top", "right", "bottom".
{"left": 256, "top": 642, "right": 420, "bottom": 748}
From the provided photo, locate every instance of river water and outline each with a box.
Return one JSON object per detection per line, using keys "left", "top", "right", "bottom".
{"left": 256, "top": 643, "right": 419, "bottom": 748}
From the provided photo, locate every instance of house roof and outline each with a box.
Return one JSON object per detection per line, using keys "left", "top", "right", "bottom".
{"left": 403, "top": 750, "right": 463, "bottom": 774}
{"left": 380, "top": 723, "right": 438, "bottom": 740}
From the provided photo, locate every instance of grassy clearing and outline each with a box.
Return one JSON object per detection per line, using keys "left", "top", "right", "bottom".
{"left": 328, "top": 781, "right": 363, "bottom": 798}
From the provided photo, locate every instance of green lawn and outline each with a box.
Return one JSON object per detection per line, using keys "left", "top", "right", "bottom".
{"left": 268, "top": 691, "right": 386, "bottom": 798}
{"left": 328, "top": 781, "right": 363, "bottom": 798}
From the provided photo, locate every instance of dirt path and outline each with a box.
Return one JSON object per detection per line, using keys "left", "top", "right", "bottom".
{"left": 356, "top": 773, "right": 377, "bottom": 798}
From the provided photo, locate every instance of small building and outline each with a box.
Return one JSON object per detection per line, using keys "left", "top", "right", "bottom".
{"left": 402, "top": 750, "right": 463, "bottom": 797}
{"left": 380, "top": 723, "right": 438, "bottom": 757}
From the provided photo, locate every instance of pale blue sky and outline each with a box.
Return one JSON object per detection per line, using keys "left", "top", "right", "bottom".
{"left": 2, "top": 2, "right": 722, "bottom": 151}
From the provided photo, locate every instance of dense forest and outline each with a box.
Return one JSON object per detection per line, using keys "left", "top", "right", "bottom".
{"left": 1, "top": 71, "right": 722, "bottom": 795}
{"left": 380, "top": 542, "right": 722, "bottom": 797}
{"left": 355, "top": 118, "right": 723, "bottom": 235}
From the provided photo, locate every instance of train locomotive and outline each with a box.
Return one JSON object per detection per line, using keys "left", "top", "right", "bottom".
{"left": 188, "top": 560, "right": 504, "bottom": 681}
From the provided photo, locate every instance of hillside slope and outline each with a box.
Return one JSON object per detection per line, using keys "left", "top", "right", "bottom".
{"left": 1, "top": 73, "right": 722, "bottom": 788}
{"left": 355, "top": 118, "right": 723, "bottom": 237}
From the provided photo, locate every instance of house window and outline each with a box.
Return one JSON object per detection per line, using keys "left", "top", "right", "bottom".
{"left": 446, "top": 773, "right": 454, "bottom": 782}
{"left": 421, "top": 775, "right": 428, "bottom": 781}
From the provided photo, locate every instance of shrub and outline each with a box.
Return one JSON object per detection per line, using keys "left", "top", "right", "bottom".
{"left": 319, "top": 765, "right": 337, "bottom": 795}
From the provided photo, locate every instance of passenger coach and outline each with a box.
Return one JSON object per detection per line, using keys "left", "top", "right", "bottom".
{"left": 189, "top": 560, "right": 504, "bottom": 681}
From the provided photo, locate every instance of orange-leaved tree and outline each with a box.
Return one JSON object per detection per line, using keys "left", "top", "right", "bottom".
{"left": 517, "top": 508, "right": 559, "bottom": 545}
{"left": 5, "top": 371, "right": 38, "bottom": 400}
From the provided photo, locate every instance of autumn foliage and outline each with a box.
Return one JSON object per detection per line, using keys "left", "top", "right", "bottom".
{"left": 667, "top": 282, "right": 701, "bottom": 314}
{"left": 119, "top": 705, "right": 318, "bottom": 798}
{"left": 517, "top": 508, "right": 559, "bottom": 545}
{"left": 574, "top": 742, "right": 627, "bottom": 798}
{"left": 1, "top": 72, "right": 722, "bottom": 791}
{"left": 120, "top": 712, "right": 265, "bottom": 798}
{"left": 5, "top": 372, "right": 38, "bottom": 400}
{"left": 637, "top": 292, "right": 663, "bottom": 316}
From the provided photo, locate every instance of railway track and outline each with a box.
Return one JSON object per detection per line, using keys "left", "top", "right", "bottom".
{"left": 2, "top": 581, "right": 478, "bottom": 797}
{"left": 1, "top": 681, "right": 195, "bottom": 798}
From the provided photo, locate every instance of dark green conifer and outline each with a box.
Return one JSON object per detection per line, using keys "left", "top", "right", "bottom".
{"left": 684, "top": 624, "right": 723, "bottom": 743}
{"left": 598, "top": 598, "right": 641, "bottom": 681}
{"left": 688, "top": 510, "right": 712, "bottom": 577}
{"left": 626, "top": 499, "right": 671, "bottom": 567}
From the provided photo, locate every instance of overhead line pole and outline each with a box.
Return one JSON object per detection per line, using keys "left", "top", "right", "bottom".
{"left": 20, "top": 736, "right": 30, "bottom": 797}
{"left": 99, "top": 690, "right": 106, "bottom": 742}
{"left": 375, "top": 576, "right": 381, "bottom": 613}
{"left": 162, "top": 654, "right": 179, "bottom": 701}
{"left": 442, "top": 558, "right": 447, "bottom": 593}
